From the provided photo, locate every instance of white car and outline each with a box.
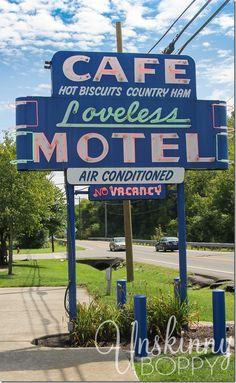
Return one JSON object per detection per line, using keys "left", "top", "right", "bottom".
{"left": 109, "top": 237, "right": 126, "bottom": 251}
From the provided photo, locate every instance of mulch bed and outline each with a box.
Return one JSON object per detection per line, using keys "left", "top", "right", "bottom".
{"left": 32, "top": 323, "right": 235, "bottom": 352}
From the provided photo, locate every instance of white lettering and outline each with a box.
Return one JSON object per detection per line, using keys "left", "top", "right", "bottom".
{"left": 93, "top": 57, "right": 128, "bottom": 82}
{"left": 63, "top": 55, "right": 91, "bottom": 82}
{"left": 134, "top": 58, "right": 159, "bottom": 83}
{"left": 186, "top": 133, "right": 215, "bottom": 162}
{"left": 34, "top": 133, "right": 68, "bottom": 163}
{"left": 165, "top": 59, "right": 190, "bottom": 84}
{"left": 77, "top": 133, "right": 109, "bottom": 163}
{"left": 151, "top": 133, "right": 180, "bottom": 162}
{"left": 112, "top": 133, "right": 145, "bottom": 163}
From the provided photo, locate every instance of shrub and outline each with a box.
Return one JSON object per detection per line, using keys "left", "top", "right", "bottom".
{"left": 72, "top": 294, "right": 195, "bottom": 347}
{"left": 17, "top": 229, "right": 48, "bottom": 249}
{"left": 73, "top": 301, "right": 122, "bottom": 346}
{"left": 147, "top": 293, "right": 189, "bottom": 342}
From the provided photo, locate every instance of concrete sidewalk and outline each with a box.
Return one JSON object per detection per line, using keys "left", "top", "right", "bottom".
{"left": 0, "top": 286, "right": 138, "bottom": 381}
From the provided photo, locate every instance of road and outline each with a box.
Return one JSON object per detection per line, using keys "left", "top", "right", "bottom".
{"left": 16, "top": 240, "right": 234, "bottom": 281}
{"left": 76, "top": 240, "right": 234, "bottom": 281}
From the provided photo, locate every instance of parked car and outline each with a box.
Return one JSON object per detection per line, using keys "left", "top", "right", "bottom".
{"left": 109, "top": 237, "right": 126, "bottom": 252}
{"left": 155, "top": 237, "right": 179, "bottom": 252}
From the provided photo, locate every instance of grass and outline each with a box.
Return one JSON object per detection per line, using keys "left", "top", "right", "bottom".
{"left": 134, "top": 352, "right": 235, "bottom": 382}
{"left": 0, "top": 260, "right": 234, "bottom": 321}
{"left": 0, "top": 259, "right": 234, "bottom": 382}
{"left": 13, "top": 244, "right": 84, "bottom": 254}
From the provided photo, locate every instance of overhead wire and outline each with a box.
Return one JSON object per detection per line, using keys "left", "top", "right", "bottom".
{"left": 177, "top": 0, "right": 231, "bottom": 54}
{"left": 147, "top": 0, "right": 198, "bottom": 54}
{"left": 162, "top": 0, "right": 213, "bottom": 54}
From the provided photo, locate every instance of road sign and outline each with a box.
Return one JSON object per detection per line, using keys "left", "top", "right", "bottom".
{"left": 88, "top": 184, "right": 166, "bottom": 200}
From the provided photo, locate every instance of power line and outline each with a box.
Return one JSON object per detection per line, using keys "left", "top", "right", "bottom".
{"left": 177, "top": 0, "right": 231, "bottom": 54}
{"left": 162, "top": 0, "right": 212, "bottom": 54}
{"left": 147, "top": 0, "right": 198, "bottom": 54}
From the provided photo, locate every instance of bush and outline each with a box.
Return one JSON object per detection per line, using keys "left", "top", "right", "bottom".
{"left": 73, "top": 301, "right": 122, "bottom": 346}
{"left": 72, "top": 294, "right": 193, "bottom": 347}
{"left": 147, "top": 294, "right": 189, "bottom": 342}
{"left": 17, "top": 229, "right": 49, "bottom": 249}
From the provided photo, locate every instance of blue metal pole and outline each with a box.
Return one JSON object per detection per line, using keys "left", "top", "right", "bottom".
{"left": 65, "top": 181, "right": 77, "bottom": 321}
{"left": 177, "top": 182, "right": 188, "bottom": 304}
{"left": 117, "top": 279, "right": 127, "bottom": 306}
{"left": 134, "top": 295, "right": 148, "bottom": 358}
{"left": 212, "top": 290, "right": 227, "bottom": 354}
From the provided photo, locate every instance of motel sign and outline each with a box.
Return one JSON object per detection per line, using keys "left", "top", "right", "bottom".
{"left": 16, "top": 51, "right": 228, "bottom": 176}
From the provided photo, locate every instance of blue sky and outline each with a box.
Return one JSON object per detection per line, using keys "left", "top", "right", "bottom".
{"left": 0, "top": 0, "right": 234, "bottom": 188}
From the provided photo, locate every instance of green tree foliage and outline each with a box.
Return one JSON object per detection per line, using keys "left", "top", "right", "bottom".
{"left": 43, "top": 187, "right": 66, "bottom": 252}
{"left": 184, "top": 113, "right": 234, "bottom": 242}
{"left": 0, "top": 134, "right": 66, "bottom": 266}
{"left": 75, "top": 199, "right": 104, "bottom": 238}
{"left": 17, "top": 229, "right": 49, "bottom": 249}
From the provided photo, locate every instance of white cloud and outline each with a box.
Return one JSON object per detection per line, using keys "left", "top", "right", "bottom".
{"left": 217, "top": 49, "right": 232, "bottom": 58}
{"left": 199, "top": 27, "right": 216, "bottom": 36}
{"left": 0, "top": 0, "right": 233, "bottom": 60}
{"left": 78, "top": 0, "right": 111, "bottom": 14}
{"left": 35, "top": 83, "right": 51, "bottom": 90}
{"left": 0, "top": 0, "right": 18, "bottom": 12}
{"left": 0, "top": 101, "right": 15, "bottom": 111}
{"left": 202, "top": 42, "right": 210, "bottom": 47}
{"left": 199, "top": 61, "right": 234, "bottom": 86}
{"left": 214, "top": 14, "right": 234, "bottom": 30}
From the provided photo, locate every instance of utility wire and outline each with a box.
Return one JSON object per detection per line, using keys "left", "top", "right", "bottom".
{"left": 177, "top": 0, "right": 231, "bottom": 54}
{"left": 162, "top": 0, "right": 212, "bottom": 54}
{"left": 147, "top": 0, "right": 198, "bottom": 54}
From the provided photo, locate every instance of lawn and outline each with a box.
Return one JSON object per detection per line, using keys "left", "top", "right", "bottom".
{"left": 13, "top": 244, "right": 84, "bottom": 254}
{"left": 134, "top": 352, "right": 235, "bottom": 382}
{"left": 0, "top": 259, "right": 234, "bottom": 321}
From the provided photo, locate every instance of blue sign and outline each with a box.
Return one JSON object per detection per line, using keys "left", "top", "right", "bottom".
{"left": 16, "top": 96, "right": 228, "bottom": 171}
{"left": 88, "top": 184, "right": 166, "bottom": 200}
{"left": 15, "top": 51, "right": 228, "bottom": 173}
{"left": 51, "top": 51, "right": 197, "bottom": 99}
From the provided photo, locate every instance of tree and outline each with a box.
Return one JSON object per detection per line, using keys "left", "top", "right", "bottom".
{"left": 75, "top": 199, "right": 103, "bottom": 239}
{"left": 43, "top": 188, "right": 66, "bottom": 252}
{"left": 0, "top": 133, "right": 62, "bottom": 272}
{"left": 184, "top": 113, "right": 234, "bottom": 242}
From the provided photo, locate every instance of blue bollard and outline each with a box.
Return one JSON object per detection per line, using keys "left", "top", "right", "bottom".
{"left": 117, "top": 279, "right": 126, "bottom": 306}
{"left": 212, "top": 290, "right": 227, "bottom": 354}
{"left": 174, "top": 277, "right": 181, "bottom": 299}
{"left": 134, "top": 295, "right": 148, "bottom": 358}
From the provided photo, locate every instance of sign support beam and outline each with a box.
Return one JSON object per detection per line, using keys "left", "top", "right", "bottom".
{"left": 65, "top": 180, "right": 77, "bottom": 322}
{"left": 116, "top": 21, "right": 134, "bottom": 282}
{"left": 177, "top": 182, "right": 188, "bottom": 304}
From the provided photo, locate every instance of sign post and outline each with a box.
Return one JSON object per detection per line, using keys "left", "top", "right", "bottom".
{"left": 65, "top": 181, "right": 77, "bottom": 322}
{"left": 177, "top": 182, "right": 187, "bottom": 303}
{"left": 116, "top": 21, "right": 134, "bottom": 283}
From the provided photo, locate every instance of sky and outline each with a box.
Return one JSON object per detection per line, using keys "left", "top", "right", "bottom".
{"left": 0, "top": 0, "right": 234, "bottom": 190}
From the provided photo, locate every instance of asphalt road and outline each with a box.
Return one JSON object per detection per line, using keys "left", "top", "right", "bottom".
{"left": 76, "top": 240, "right": 234, "bottom": 281}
